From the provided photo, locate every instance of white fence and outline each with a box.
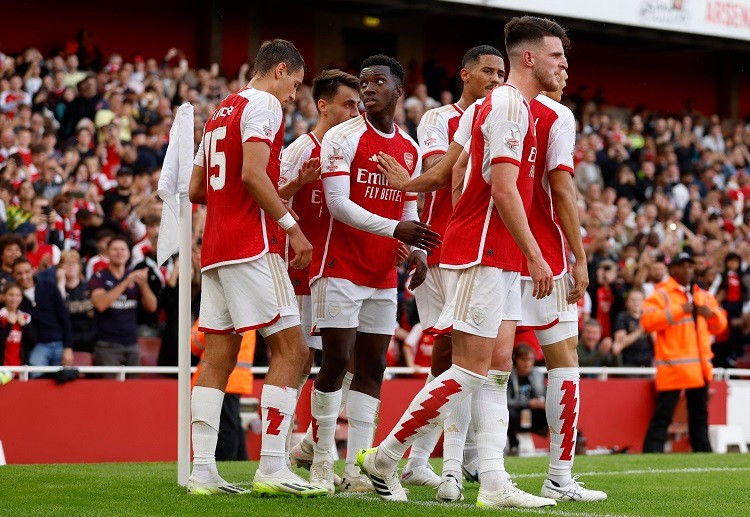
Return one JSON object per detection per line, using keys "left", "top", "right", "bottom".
{"left": 2, "top": 365, "right": 750, "bottom": 382}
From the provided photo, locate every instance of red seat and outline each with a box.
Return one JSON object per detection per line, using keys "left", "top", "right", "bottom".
{"left": 72, "top": 351, "right": 93, "bottom": 367}
{"left": 138, "top": 337, "right": 162, "bottom": 367}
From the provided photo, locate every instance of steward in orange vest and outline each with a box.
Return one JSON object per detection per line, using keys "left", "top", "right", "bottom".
{"left": 640, "top": 252, "right": 727, "bottom": 453}
{"left": 191, "top": 319, "right": 255, "bottom": 396}
{"left": 191, "top": 319, "right": 256, "bottom": 460}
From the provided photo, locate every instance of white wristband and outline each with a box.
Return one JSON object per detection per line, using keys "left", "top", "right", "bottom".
{"left": 277, "top": 212, "right": 297, "bottom": 231}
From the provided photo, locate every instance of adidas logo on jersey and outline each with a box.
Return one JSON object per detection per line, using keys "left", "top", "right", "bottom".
{"left": 368, "top": 154, "right": 379, "bottom": 162}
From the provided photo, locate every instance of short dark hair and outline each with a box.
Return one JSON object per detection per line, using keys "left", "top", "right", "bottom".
{"left": 360, "top": 55, "right": 404, "bottom": 85}
{"left": 504, "top": 16, "right": 570, "bottom": 57}
{"left": 0, "top": 234, "right": 24, "bottom": 256}
{"left": 253, "top": 39, "right": 306, "bottom": 77}
{"left": 107, "top": 235, "right": 130, "bottom": 249}
{"left": 513, "top": 343, "right": 535, "bottom": 363}
{"left": 311, "top": 69, "right": 360, "bottom": 105}
{"left": 12, "top": 257, "right": 31, "bottom": 270}
{"left": 461, "top": 45, "right": 504, "bottom": 69}
{"left": 95, "top": 229, "right": 115, "bottom": 241}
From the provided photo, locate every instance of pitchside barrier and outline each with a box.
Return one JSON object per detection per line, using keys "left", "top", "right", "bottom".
{"left": 0, "top": 367, "right": 747, "bottom": 465}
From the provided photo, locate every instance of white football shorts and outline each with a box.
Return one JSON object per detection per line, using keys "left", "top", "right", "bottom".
{"left": 199, "top": 253, "right": 300, "bottom": 338}
{"left": 519, "top": 274, "right": 579, "bottom": 346}
{"left": 433, "top": 265, "right": 521, "bottom": 338}
{"left": 413, "top": 265, "right": 446, "bottom": 331}
{"left": 310, "top": 277, "right": 397, "bottom": 336}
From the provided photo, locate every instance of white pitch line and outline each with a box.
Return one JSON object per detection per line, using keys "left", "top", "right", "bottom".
{"left": 335, "top": 492, "right": 626, "bottom": 517}
{"left": 511, "top": 466, "right": 750, "bottom": 479}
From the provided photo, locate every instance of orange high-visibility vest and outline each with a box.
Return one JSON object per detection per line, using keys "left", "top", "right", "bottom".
{"left": 640, "top": 276, "right": 727, "bottom": 391}
{"left": 190, "top": 319, "right": 255, "bottom": 396}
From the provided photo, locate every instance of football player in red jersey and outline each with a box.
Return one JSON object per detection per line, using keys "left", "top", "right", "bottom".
{"left": 304, "top": 55, "right": 440, "bottom": 494}
{"left": 187, "top": 40, "right": 326, "bottom": 498}
{"left": 521, "top": 71, "right": 606, "bottom": 502}
{"left": 392, "top": 45, "right": 506, "bottom": 498}
{"left": 359, "top": 17, "right": 567, "bottom": 509}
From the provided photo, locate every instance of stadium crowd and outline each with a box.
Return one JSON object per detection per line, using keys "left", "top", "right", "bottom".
{"left": 0, "top": 36, "right": 749, "bottom": 375}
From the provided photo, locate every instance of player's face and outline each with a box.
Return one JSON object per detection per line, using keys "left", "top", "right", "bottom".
{"left": 324, "top": 86, "right": 361, "bottom": 126}
{"left": 462, "top": 54, "right": 505, "bottom": 101}
{"left": 532, "top": 36, "right": 568, "bottom": 93}
{"left": 275, "top": 65, "right": 305, "bottom": 107}
{"left": 359, "top": 66, "right": 401, "bottom": 116}
{"left": 545, "top": 69, "right": 568, "bottom": 103}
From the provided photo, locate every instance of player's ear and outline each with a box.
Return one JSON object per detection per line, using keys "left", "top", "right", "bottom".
{"left": 275, "top": 62, "right": 287, "bottom": 79}
{"left": 459, "top": 67, "right": 470, "bottom": 82}
{"left": 522, "top": 49, "right": 535, "bottom": 69}
{"left": 394, "top": 83, "right": 404, "bottom": 100}
{"left": 317, "top": 98, "right": 327, "bottom": 115}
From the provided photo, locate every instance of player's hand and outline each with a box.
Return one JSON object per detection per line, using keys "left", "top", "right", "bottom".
{"left": 393, "top": 221, "right": 441, "bottom": 250}
{"left": 527, "top": 255, "right": 553, "bottom": 299}
{"left": 297, "top": 158, "right": 321, "bottom": 186}
{"left": 394, "top": 242, "right": 409, "bottom": 265}
{"left": 288, "top": 225, "right": 312, "bottom": 269}
{"left": 377, "top": 152, "right": 410, "bottom": 191}
{"left": 406, "top": 250, "right": 428, "bottom": 290}
{"left": 567, "top": 259, "right": 589, "bottom": 304}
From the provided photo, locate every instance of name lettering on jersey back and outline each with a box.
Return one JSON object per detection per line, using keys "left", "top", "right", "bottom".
{"left": 211, "top": 106, "right": 235, "bottom": 120}
{"left": 357, "top": 168, "right": 404, "bottom": 201}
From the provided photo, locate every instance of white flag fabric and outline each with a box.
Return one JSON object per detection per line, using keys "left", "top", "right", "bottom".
{"left": 157, "top": 102, "right": 194, "bottom": 266}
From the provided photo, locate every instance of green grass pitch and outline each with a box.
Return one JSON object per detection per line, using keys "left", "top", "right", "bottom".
{"left": 1, "top": 454, "right": 749, "bottom": 516}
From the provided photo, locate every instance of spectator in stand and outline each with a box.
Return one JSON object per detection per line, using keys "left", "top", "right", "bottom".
{"left": 612, "top": 290, "right": 654, "bottom": 367}
{"left": 88, "top": 236, "right": 157, "bottom": 374}
{"left": 507, "top": 344, "right": 547, "bottom": 454}
{"left": 6, "top": 180, "right": 35, "bottom": 231}
{"left": 641, "top": 252, "right": 727, "bottom": 453}
{"left": 101, "top": 167, "right": 133, "bottom": 217}
{"left": 592, "top": 259, "right": 624, "bottom": 338}
{"left": 0, "top": 234, "right": 24, "bottom": 291}
{"left": 77, "top": 210, "right": 123, "bottom": 260}
{"left": 13, "top": 257, "right": 73, "bottom": 377}
{"left": 577, "top": 320, "right": 622, "bottom": 367}
{"left": 59, "top": 250, "right": 96, "bottom": 354}
{"left": 0, "top": 283, "right": 35, "bottom": 369}
{"left": 710, "top": 251, "right": 747, "bottom": 367}
{"left": 17, "top": 221, "right": 59, "bottom": 270}
{"left": 575, "top": 149, "right": 603, "bottom": 195}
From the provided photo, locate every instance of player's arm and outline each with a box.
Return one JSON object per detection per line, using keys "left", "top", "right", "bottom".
{"left": 401, "top": 196, "right": 428, "bottom": 290}
{"left": 486, "top": 103, "right": 551, "bottom": 299}
{"left": 451, "top": 147, "right": 469, "bottom": 207}
{"left": 547, "top": 109, "right": 588, "bottom": 303}
{"left": 490, "top": 162, "right": 551, "bottom": 298}
{"left": 242, "top": 141, "right": 311, "bottom": 268}
{"left": 377, "top": 142, "right": 462, "bottom": 193}
{"left": 189, "top": 139, "right": 207, "bottom": 204}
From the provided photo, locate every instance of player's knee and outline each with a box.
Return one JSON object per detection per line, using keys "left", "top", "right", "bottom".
{"left": 356, "top": 352, "right": 386, "bottom": 383}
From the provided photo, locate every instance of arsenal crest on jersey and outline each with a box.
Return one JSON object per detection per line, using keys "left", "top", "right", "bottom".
{"left": 403, "top": 152, "right": 414, "bottom": 170}
{"left": 263, "top": 118, "right": 273, "bottom": 138}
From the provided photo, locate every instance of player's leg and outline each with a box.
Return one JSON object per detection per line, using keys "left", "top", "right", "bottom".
{"left": 359, "top": 267, "right": 496, "bottom": 501}
{"left": 539, "top": 322, "right": 606, "bottom": 502}
{"left": 232, "top": 255, "right": 327, "bottom": 497}
{"left": 404, "top": 266, "right": 451, "bottom": 488}
{"left": 473, "top": 273, "right": 555, "bottom": 509}
{"left": 188, "top": 268, "right": 245, "bottom": 495}
{"left": 340, "top": 331, "right": 388, "bottom": 491}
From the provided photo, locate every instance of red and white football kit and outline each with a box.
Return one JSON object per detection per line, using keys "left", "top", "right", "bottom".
{"left": 279, "top": 132, "right": 324, "bottom": 349}
{"left": 434, "top": 84, "right": 536, "bottom": 338}
{"left": 194, "top": 88, "right": 298, "bottom": 337}
{"left": 413, "top": 104, "right": 464, "bottom": 330}
{"left": 519, "top": 94, "right": 578, "bottom": 345}
{"left": 309, "top": 114, "right": 421, "bottom": 336}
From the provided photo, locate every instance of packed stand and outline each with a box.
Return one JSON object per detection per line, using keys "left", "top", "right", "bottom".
{"left": 1, "top": 41, "right": 749, "bottom": 375}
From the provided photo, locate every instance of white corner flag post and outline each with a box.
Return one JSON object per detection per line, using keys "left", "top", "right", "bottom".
{"left": 156, "top": 102, "right": 194, "bottom": 487}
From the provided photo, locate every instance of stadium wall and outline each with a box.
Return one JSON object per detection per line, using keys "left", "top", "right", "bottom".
{"left": 0, "top": 378, "right": 727, "bottom": 464}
